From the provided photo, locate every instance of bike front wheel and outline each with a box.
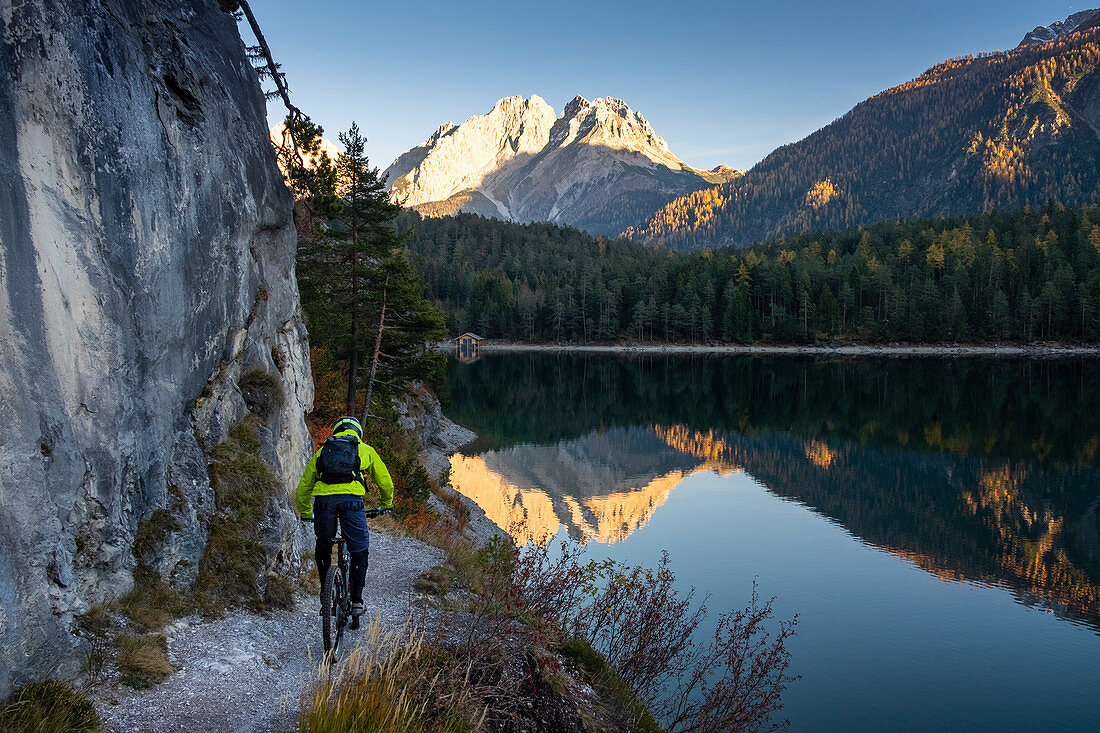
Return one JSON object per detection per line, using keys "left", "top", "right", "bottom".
{"left": 320, "top": 567, "right": 348, "bottom": 659}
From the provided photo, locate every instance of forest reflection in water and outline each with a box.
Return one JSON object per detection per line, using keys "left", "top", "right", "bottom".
{"left": 444, "top": 353, "right": 1100, "bottom": 629}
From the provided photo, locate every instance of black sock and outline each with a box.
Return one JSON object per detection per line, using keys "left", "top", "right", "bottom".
{"left": 316, "top": 541, "right": 332, "bottom": 585}
{"left": 350, "top": 549, "right": 369, "bottom": 604}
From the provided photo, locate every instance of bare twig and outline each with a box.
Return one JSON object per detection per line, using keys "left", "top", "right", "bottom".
{"left": 235, "top": 0, "right": 306, "bottom": 171}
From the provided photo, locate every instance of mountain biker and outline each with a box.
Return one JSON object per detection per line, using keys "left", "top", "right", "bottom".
{"left": 296, "top": 416, "right": 393, "bottom": 617}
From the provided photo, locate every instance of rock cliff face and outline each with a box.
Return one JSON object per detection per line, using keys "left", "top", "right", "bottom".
{"left": 392, "top": 382, "right": 477, "bottom": 480}
{"left": 0, "top": 0, "right": 312, "bottom": 690}
{"left": 384, "top": 95, "right": 740, "bottom": 236}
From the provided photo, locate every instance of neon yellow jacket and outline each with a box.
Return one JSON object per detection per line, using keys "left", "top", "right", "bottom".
{"left": 295, "top": 429, "right": 394, "bottom": 518}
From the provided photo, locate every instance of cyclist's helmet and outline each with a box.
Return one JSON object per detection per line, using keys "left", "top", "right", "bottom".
{"left": 332, "top": 416, "right": 363, "bottom": 437}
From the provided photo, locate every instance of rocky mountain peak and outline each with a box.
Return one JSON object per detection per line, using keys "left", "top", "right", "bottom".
{"left": 548, "top": 95, "right": 673, "bottom": 162}
{"left": 385, "top": 94, "right": 557, "bottom": 205}
{"left": 563, "top": 94, "right": 589, "bottom": 115}
{"left": 493, "top": 93, "right": 551, "bottom": 115}
{"left": 1018, "top": 8, "right": 1100, "bottom": 47}
{"left": 383, "top": 93, "right": 726, "bottom": 235}
{"left": 428, "top": 121, "right": 458, "bottom": 144}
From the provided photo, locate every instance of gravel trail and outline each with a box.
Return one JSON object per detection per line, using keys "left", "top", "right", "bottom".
{"left": 95, "top": 531, "right": 446, "bottom": 733}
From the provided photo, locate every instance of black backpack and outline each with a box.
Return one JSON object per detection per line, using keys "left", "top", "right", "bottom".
{"left": 317, "top": 435, "right": 362, "bottom": 484}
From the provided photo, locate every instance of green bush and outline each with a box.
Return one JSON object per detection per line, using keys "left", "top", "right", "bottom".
{"left": 0, "top": 680, "right": 101, "bottom": 733}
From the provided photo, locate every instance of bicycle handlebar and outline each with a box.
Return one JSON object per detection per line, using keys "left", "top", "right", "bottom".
{"left": 301, "top": 506, "right": 390, "bottom": 522}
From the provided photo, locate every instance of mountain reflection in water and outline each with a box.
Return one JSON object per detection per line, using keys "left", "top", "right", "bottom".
{"left": 445, "top": 353, "right": 1100, "bottom": 629}
{"left": 449, "top": 426, "right": 736, "bottom": 544}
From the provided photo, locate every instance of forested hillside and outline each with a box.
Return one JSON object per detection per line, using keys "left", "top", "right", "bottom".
{"left": 627, "top": 21, "right": 1100, "bottom": 250}
{"left": 402, "top": 205, "right": 1100, "bottom": 344}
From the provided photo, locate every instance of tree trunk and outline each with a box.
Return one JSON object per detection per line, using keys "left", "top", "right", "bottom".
{"left": 346, "top": 332, "right": 358, "bottom": 414}
{"left": 361, "top": 276, "right": 389, "bottom": 425}
{"left": 346, "top": 208, "right": 360, "bottom": 414}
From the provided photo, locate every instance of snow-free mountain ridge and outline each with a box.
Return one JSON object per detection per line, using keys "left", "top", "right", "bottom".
{"left": 384, "top": 95, "right": 741, "bottom": 236}
{"left": 1019, "top": 7, "right": 1100, "bottom": 47}
{"left": 628, "top": 8, "right": 1100, "bottom": 250}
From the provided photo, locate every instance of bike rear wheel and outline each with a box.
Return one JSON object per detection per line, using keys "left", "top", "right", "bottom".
{"left": 320, "top": 566, "right": 348, "bottom": 659}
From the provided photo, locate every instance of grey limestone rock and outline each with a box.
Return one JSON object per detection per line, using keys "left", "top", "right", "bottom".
{"left": 0, "top": 0, "right": 313, "bottom": 691}
{"left": 393, "top": 381, "right": 477, "bottom": 479}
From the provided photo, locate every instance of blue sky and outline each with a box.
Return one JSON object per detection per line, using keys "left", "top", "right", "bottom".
{"left": 248, "top": 0, "right": 1082, "bottom": 171}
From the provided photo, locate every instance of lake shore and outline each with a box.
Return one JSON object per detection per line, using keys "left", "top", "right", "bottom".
{"left": 444, "top": 342, "right": 1100, "bottom": 357}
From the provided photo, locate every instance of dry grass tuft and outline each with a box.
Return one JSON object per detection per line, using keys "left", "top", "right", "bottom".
{"left": 116, "top": 566, "right": 185, "bottom": 632}
{"left": 298, "top": 551, "right": 322, "bottom": 595}
{"left": 0, "top": 680, "right": 101, "bottom": 733}
{"left": 264, "top": 574, "right": 297, "bottom": 611}
{"left": 299, "top": 618, "right": 481, "bottom": 733}
{"left": 413, "top": 565, "right": 453, "bottom": 596}
{"left": 75, "top": 605, "right": 113, "bottom": 681}
{"left": 115, "top": 633, "right": 174, "bottom": 689}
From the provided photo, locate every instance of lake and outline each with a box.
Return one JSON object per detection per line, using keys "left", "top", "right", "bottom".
{"left": 443, "top": 352, "right": 1100, "bottom": 732}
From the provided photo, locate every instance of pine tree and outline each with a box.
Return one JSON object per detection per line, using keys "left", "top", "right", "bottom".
{"left": 295, "top": 122, "right": 445, "bottom": 419}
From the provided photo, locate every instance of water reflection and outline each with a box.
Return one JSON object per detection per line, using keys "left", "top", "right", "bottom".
{"left": 445, "top": 353, "right": 1100, "bottom": 629}
{"left": 450, "top": 426, "right": 734, "bottom": 544}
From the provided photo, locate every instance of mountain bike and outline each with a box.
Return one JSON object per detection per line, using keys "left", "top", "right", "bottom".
{"left": 319, "top": 508, "right": 380, "bottom": 660}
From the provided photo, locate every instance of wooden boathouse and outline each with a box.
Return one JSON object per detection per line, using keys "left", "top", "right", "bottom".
{"left": 454, "top": 332, "right": 485, "bottom": 362}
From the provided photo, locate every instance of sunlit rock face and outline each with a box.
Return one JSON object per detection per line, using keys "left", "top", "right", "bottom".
{"left": 386, "top": 95, "right": 557, "bottom": 213}
{"left": 383, "top": 95, "right": 740, "bottom": 236}
{"left": 0, "top": 0, "right": 312, "bottom": 690}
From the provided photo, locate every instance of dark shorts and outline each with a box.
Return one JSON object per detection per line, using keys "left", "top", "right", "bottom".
{"left": 313, "top": 494, "right": 370, "bottom": 554}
